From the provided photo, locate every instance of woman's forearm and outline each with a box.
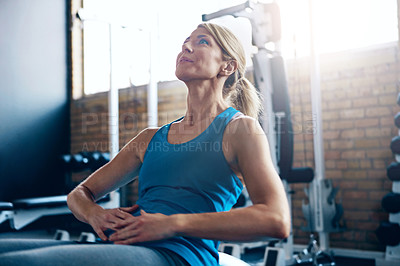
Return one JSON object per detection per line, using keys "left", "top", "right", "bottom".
{"left": 67, "top": 185, "right": 103, "bottom": 224}
{"left": 172, "top": 204, "right": 291, "bottom": 242}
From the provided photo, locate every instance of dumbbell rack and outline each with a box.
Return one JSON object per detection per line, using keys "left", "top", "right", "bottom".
{"left": 377, "top": 93, "right": 400, "bottom": 262}
{"left": 0, "top": 151, "right": 117, "bottom": 231}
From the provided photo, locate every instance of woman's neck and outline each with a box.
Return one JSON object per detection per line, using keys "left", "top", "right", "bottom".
{"left": 183, "top": 81, "right": 229, "bottom": 126}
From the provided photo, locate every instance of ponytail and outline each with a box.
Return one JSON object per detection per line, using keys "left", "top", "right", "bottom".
{"left": 235, "top": 77, "right": 262, "bottom": 119}
{"left": 223, "top": 74, "right": 262, "bottom": 119}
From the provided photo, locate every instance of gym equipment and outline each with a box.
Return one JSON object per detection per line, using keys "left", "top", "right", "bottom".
{"left": 394, "top": 112, "right": 400, "bottom": 128}
{"left": 0, "top": 193, "right": 118, "bottom": 230}
{"left": 202, "top": 2, "right": 340, "bottom": 265}
{"left": 382, "top": 192, "right": 400, "bottom": 214}
{"left": 302, "top": 179, "right": 345, "bottom": 233}
{"left": 219, "top": 242, "right": 242, "bottom": 259}
{"left": 382, "top": 188, "right": 400, "bottom": 261}
{"left": 0, "top": 153, "right": 117, "bottom": 230}
{"left": 0, "top": 202, "right": 13, "bottom": 226}
{"left": 376, "top": 222, "right": 400, "bottom": 246}
{"left": 203, "top": 1, "right": 343, "bottom": 265}
{"left": 54, "top": 229, "right": 70, "bottom": 241}
{"left": 62, "top": 151, "right": 110, "bottom": 173}
{"left": 294, "top": 234, "right": 335, "bottom": 266}
{"left": 61, "top": 151, "right": 111, "bottom": 191}
{"left": 397, "top": 92, "right": 400, "bottom": 106}
{"left": 264, "top": 247, "right": 286, "bottom": 266}
{"left": 89, "top": 151, "right": 110, "bottom": 171}
{"left": 61, "top": 153, "right": 89, "bottom": 173}
{"left": 390, "top": 136, "right": 400, "bottom": 154}
{"left": 387, "top": 162, "right": 400, "bottom": 181}
{"left": 286, "top": 168, "right": 314, "bottom": 184}
{"left": 271, "top": 55, "right": 293, "bottom": 181}
{"left": 219, "top": 241, "right": 285, "bottom": 266}
{"left": 78, "top": 232, "right": 97, "bottom": 242}
{"left": 204, "top": 2, "right": 290, "bottom": 264}
{"left": 219, "top": 252, "right": 250, "bottom": 266}
{"left": 379, "top": 96, "right": 400, "bottom": 263}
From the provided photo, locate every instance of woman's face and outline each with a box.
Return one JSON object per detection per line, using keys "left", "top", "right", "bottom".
{"left": 175, "top": 27, "right": 225, "bottom": 82}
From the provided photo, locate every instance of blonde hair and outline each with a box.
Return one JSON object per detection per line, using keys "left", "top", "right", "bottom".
{"left": 199, "top": 23, "right": 262, "bottom": 119}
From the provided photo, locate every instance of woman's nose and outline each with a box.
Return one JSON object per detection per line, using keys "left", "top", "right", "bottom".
{"left": 182, "top": 42, "right": 193, "bottom": 53}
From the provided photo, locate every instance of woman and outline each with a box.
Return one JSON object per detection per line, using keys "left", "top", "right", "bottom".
{"left": 0, "top": 23, "right": 290, "bottom": 266}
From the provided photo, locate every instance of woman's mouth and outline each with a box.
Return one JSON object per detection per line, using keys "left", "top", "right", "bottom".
{"left": 179, "top": 56, "right": 193, "bottom": 63}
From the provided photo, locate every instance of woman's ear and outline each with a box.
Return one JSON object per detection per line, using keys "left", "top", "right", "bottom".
{"left": 220, "top": 60, "right": 238, "bottom": 77}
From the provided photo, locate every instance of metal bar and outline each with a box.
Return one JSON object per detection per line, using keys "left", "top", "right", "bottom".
{"left": 108, "top": 24, "right": 119, "bottom": 160}
{"left": 147, "top": 13, "right": 158, "bottom": 127}
{"left": 308, "top": 0, "right": 328, "bottom": 250}
{"left": 202, "top": 1, "right": 252, "bottom": 21}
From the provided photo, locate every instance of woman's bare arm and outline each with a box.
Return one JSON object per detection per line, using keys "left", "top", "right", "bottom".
{"left": 67, "top": 128, "right": 158, "bottom": 239}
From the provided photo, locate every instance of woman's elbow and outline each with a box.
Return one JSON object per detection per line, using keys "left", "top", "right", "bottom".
{"left": 260, "top": 210, "right": 291, "bottom": 239}
{"left": 275, "top": 213, "right": 291, "bottom": 239}
{"left": 66, "top": 190, "right": 76, "bottom": 210}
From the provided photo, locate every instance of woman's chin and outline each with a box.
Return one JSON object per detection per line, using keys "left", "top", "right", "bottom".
{"left": 175, "top": 72, "right": 190, "bottom": 82}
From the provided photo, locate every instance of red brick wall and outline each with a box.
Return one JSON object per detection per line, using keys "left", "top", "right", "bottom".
{"left": 70, "top": 43, "right": 400, "bottom": 251}
{"left": 288, "top": 43, "right": 400, "bottom": 251}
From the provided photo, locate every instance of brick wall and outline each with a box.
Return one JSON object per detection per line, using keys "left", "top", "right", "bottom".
{"left": 288, "top": 43, "right": 400, "bottom": 251}
{"left": 70, "top": 43, "right": 400, "bottom": 251}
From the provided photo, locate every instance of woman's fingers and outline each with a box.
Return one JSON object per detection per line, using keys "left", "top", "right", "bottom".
{"left": 119, "top": 204, "right": 139, "bottom": 213}
{"left": 109, "top": 212, "right": 174, "bottom": 245}
{"left": 89, "top": 207, "right": 173, "bottom": 244}
{"left": 112, "top": 209, "right": 133, "bottom": 220}
{"left": 88, "top": 208, "right": 133, "bottom": 240}
{"left": 113, "top": 218, "right": 136, "bottom": 230}
{"left": 97, "top": 231, "right": 108, "bottom": 241}
{"left": 110, "top": 223, "right": 139, "bottom": 243}
{"left": 92, "top": 225, "right": 108, "bottom": 241}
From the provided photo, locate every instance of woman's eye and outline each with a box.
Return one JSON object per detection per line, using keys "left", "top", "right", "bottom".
{"left": 199, "top": 39, "right": 209, "bottom": 45}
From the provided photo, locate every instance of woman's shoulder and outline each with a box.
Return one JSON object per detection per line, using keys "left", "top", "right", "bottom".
{"left": 126, "top": 127, "right": 159, "bottom": 149}
{"left": 123, "top": 127, "right": 160, "bottom": 162}
{"left": 135, "top": 127, "right": 160, "bottom": 143}
{"left": 223, "top": 114, "right": 265, "bottom": 153}
{"left": 226, "top": 114, "right": 263, "bottom": 137}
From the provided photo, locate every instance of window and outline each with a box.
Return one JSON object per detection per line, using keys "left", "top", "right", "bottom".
{"left": 279, "top": 0, "right": 398, "bottom": 58}
{"left": 81, "top": 0, "right": 152, "bottom": 95}
{"left": 75, "top": 0, "right": 398, "bottom": 96}
{"left": 78, "top": 0, "right": 251, "bottom": 96}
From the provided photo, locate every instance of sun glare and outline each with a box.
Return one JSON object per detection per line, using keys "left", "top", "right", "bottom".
{"left": 82, "top": 0, "right": 398, "bottom": 94}
{"left": 279, "top": 0, "right": 398, "bottom": 58}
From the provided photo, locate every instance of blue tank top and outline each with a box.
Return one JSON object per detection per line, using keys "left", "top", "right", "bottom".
{"left": 134, "top": 107, "right": 243, "bottom": 265}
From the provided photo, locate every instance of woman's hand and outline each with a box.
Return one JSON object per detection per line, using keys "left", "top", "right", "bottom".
{"left": 109, "top": 210, "right": 176, "bottom": 245}
{"left": 87, "top": 205, "right": 139, "bottom": 241}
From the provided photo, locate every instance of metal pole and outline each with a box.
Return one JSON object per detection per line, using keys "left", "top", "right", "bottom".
{"left": 147, "top": 13, "right": 158, "bottom": 127}
{"left": 308, "top": 0, "right": 329, "bottom": 250}
{"left": 108, "top": 24, "right": 119, "bottom": 159}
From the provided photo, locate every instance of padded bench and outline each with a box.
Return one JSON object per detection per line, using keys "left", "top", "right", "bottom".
{"left": 284, "top": 167, "right": 314, "bottom": 184}
{"left": 0, "top": 191, "right": 119, "bottom": 230}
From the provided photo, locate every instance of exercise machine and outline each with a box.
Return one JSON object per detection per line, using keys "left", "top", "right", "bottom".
{"left": 376, "top": 93, "right": 400, "bottom": 263}
{"left": 203, "top": 1, "right": 344, "bottom": 265}
{"left": 203, "top": 1, "right": 296, "bottom": 264}
{"left": 0, "top": 151, "right": 118, "bottom": 231}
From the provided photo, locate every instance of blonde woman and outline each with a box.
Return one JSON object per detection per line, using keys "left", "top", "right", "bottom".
{"left": 0, "top": 23, "right": 290, "bottom": 266}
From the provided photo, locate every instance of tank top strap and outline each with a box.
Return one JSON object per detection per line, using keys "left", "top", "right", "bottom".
{"left": 226, "top": 107, "right": 242, "bottom": 122}
{"left": 216, "top": 107, "right": 241, "bottom": 128}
